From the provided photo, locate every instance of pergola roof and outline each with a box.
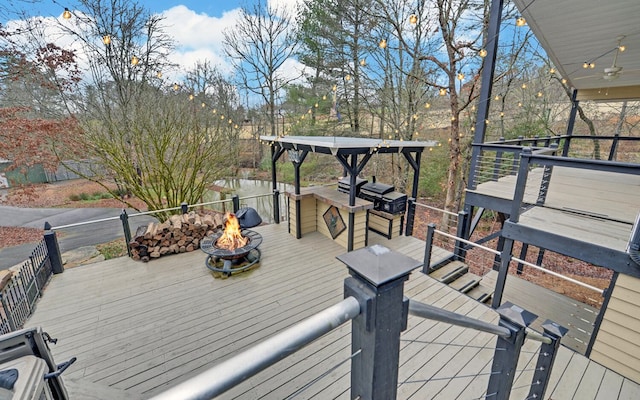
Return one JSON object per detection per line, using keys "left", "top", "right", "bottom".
{"left": 513, "top": 0, "right": 640, "bottom": 101}
{"left": 260, "top": 135, "right": 439, "bottom": 155}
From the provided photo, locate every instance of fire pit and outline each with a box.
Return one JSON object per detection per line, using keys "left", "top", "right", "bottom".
{"left": 200, "top": 213, "right": 263, "bottom": 277}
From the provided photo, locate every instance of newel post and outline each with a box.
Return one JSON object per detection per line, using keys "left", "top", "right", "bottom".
{"left": 43, "top": 222, "right": 64, "bottom": 274}
{"left": 527, "top": 320, "right": 568, "bottom": 400}
{"left": 487, "top": 302, "right": 537, "bottom": 400}
{"left": 338, "top": 245, "right": 422, "bottom": 400}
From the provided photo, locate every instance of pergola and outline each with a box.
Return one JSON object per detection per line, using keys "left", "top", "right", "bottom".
{"left": 261, "top": 135, "right": 438, "bottom": 250}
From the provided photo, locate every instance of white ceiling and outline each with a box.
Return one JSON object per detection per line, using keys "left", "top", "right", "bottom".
{"left": 512, "top": 0, "right": 640, "bottom": 101}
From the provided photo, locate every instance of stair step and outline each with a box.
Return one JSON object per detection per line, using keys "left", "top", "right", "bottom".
{"left": 466, "top": 281, "right": 494, "bottom": 304}
{"left": 429, "top": 260, "right": 469, "bottom": 284}
{"left": 449, "top": 273, "right": 482, "bottom": 293}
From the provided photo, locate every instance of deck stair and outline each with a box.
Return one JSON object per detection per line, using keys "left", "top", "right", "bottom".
{"left": 428, "top": 260, "right": 468, "bottom": 284}
{"left": 427, "top": 259, "right": 494, "bottom": 304}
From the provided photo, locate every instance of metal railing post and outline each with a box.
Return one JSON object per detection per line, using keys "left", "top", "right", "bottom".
{"left": 338, "top": 245, "right": 422, "bottom": 400}
{"left": 454, "top": 210, "right": 469, "bottom": 261}
{"left": 180, "top": 202, "right": 188, "bottom": 214}
{"left": 423, "top": 223, "right": 436, "bottom": 274}
{"left": 43, "top": 225, "right": 64, "bottom": 274}
{"left": 405, "top": 197, "right": 416, "bottom": 236}
{"left": 487, "top": 302, "right": 537, "bottom": 400}
{"left": 492, "top": 137, "right": 505, "bottom": 181}
{"left": 232, "top": 195, "right": 240, "bottom": 213}
{"left": 120, "top": 209, "right": 132, "bottom": 257}
{"left": 273, "top": 189, "right": 280, "bottom": 224}
{"left": 527, "top": 320, "right": 569, "bottom": 400}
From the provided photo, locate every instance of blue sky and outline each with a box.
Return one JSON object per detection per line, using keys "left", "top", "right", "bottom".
{"left": 3, "top": 1, "right": 301, "bottom": 79}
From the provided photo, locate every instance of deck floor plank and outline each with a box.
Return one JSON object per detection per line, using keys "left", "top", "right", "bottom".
{"left": 23, "top": 223, "right": 638, "bottom": 399}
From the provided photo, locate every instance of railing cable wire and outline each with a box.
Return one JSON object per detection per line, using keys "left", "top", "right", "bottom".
{"left": 285, "top": 349, "right": 361, "bottom": 399}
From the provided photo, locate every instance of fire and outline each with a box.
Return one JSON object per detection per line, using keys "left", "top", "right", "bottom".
{"left": 216, "top": 212, "right": 248, "bottom": 250}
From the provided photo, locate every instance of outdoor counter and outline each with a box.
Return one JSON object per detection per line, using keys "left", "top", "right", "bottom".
{"left": 286, "top": 186, "right": 373, "bottom": 251}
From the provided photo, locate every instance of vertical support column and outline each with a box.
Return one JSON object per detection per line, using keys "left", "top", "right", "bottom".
{"left": 405, "top": 198, "right": 416, "bottom": 236}
{"left": 43, "top": 226, "right": 64, "bottom": 274}
{"left": 120, "top": 209, "right": 132, "bottom": 258}
{"left": 516, "top": 243, "right": 529, "bottom": 275}
{"left": 338, "top": 245, "right": 422, "bottom": 400}
{"left": 466, "top": 0, "right": 505, "bottom": 192}
{"left": 563, "top": 89, "right": 579, "bottom": 157}
{"left": 273, "top": 189, "right": 280, "bottom": 224}
{"left": 423, "top": 223, "right": 436, "bottom": 274}
{"left": 487, "top": 302, "right": 537, "bottom": 400}
{"left": 454, "top": 210, "right": 469, "bottom": 261}
{"left": 527, "top": 320, "right": 569, "bottom": 400}
{"left": 492, "top": 238, "right": 514, "bottom": 308}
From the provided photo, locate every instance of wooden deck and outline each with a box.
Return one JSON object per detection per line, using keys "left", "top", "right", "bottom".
{"left": 25, "top": 223, "right": 640, "bottom": 399}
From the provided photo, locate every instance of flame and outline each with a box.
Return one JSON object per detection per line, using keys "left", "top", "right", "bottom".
{"left": 216, "top": 212, "right": 248, "bottom": 250}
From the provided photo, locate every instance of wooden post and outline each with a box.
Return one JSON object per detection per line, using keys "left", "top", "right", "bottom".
{"left": 338, "top": 245, "right": 421, "bottom": 400}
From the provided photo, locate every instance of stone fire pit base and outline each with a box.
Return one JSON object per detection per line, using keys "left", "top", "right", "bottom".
{"left": 204, "top": 248, "right": 261, "bottom": 279}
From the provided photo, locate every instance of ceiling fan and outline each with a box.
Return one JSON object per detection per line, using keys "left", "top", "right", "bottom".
{"left": 574, "top": 36, "right": 635, "bottom": 82}
{"left": 602, "top": 36, "right": 625, "bottom": 81}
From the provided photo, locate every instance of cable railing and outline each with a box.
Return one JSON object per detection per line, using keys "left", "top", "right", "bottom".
{"left": 421, "top": 223, "right": 606, "bottom": 355}
{"left": 143, "top": 244, "right": 567, "bottom": 400}
{"left": 150, "top": 297, "right": 360, "bottom": 400}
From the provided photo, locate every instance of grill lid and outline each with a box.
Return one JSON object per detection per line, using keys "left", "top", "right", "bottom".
{"left": 360, "top": 182, "right": 394, "bottom": 196}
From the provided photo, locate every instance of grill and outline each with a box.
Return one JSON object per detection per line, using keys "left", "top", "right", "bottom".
{"left": 337, "top": 177, "right": 368, "bottom": 195}
{"left": 358, "top": 182, "right": 407, "bottom": 215}
{"left": 380, "top": 191, "right": 407, "bottom": 214}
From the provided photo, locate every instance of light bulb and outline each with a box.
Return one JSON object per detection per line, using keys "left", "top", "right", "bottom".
{"left": 516, "top": 16, "right": 526, "bottom": 27}
{"left": 521, "top": 83, "right": 527, "bottom": 89}
{"left": 379, "top": 39, "right": 387, "bottom": 49}
{"left": 409, "top": 14, "right": 418, "bottom": 25}
{"left": 583, "top": 62, "right": 589, "bottom": 69}
{"left": 360, "top": 59, "right": 366, "bottom": 66}
{"left": 479, "top": 49, "right": 487, "bottom": 57}
{"left": 425, "top": 103, "right": 431, "bottom": 109}
{"left": 63, "top": 8, "right": 72, "bottom": 19}
{"left": 549, "top": 68, "right": 556, "bottom": 74}
{"left": 102, "top": 35, "right": 111, "bottom": 45}
{"left": 131, "top": 55, "right": 139, "bottom": 66}
{"left": 439, "top": 88, "right": 446, "bottom": 96}
{"left": 457, "top": 72, "right": 465, "bottom": 81}
{"left": 619, "top": 45, "right": 626, "bottom": 52}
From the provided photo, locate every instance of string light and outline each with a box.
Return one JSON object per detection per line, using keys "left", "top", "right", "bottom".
{"left": 549, "top": 68, "right": 556, "bottom": 74}
{"left": 173, "top": 83, "right": 179, "bottom": 91}
{"left": 360, "top": 59, "right": 366, "bottom": 66}
{"left": 494, "top": 95, "right": 501, "bottom": 100}
{"left": 379, "top": 39, "right": 387, "bottom": 49}
{"left": 439, "top": 88, "right": 447, "bottom": 96}
{"left": 345, "top": 74, "right": 351, "bottom": 81}
{"left": 479, "top": 49, "right": 487, "bottom": 57}
{"left": 102, "top": 35, "right": 111, "bottom": 46}
{"left": 521, "top": 83, "right": 527, "bottom": 89}
{"left": 332, "top": 85, "right": 337, "bottom": 91}
{"left": 516, "top": 16, "right": 526, "bottom": 27}
{"left": 409, "top": 14, "right": 418, "bottom": 25}
{"left": 63, "top": 8, "right": 72, "bottom": 19}
{"left": 583, "top": 62, "right": 595, "bottom": 69}
{"left": 457, "top": 72, "right": 465, "bottom": 81}
{"left": 537, "top": 91, "right": 543, "bottom": 97}
{"left": 131, "top": 55, "right": 139, "bottom": 66}
{"left": 156, "top": 71, "right": 162, "bottom": 78}
{"left": 425, "top": 103, "right": 431, "bottom": 109}
{"left": 189, "top": 94, "right": 194, "bottom": 100}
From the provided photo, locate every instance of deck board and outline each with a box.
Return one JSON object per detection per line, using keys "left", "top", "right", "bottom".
{"left": 24, "top": 223, "right": 639, "bottom": 399}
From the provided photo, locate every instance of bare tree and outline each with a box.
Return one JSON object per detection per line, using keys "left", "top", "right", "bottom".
{"left": 223, "top": 0, "right": 299, "bottom": 137}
